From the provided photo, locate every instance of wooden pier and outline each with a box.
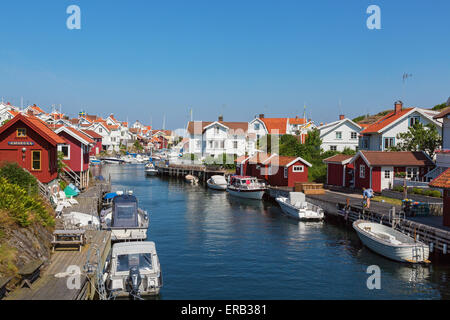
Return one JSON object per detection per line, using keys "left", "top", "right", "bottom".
{"left": 156, "top": 162, "right": 227, "bottom": 183}
{"left": 267, "top": 187, "right": 450, "bottom": 257}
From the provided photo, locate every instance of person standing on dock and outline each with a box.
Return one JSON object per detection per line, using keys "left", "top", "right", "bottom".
{"left": 362, "top": 187, "right": 373, "bottom": 209}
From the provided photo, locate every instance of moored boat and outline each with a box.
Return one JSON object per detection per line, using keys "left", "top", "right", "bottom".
{"left": 144, "top": 162, "right": 158, "bottom": 176}
{"left": 101, "top": 157, "right": 125, "bottom": 164}
{"left": 185, "top": 174, "right": 199, "bottom": 184}
{"left": 353, "top": 220, "right": 430, "bottom": 263}
{"left": 101, "top": 191, "right": 149, "bottom": 242}
{"left": 276, "top": 192, "right": 324, "bottom": 220}
{"left": 206, "top": 175, "right": 227, "bottom": 191}
{"left": 104, "top": 241, "right": 163, "bottom": 299}
{"left": 226, "top": 176, "right": 267, "bottom": 200}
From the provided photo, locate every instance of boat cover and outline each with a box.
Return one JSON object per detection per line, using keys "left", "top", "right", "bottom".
{"left": 111, "top": 195, "right": 139, "bottom": 228}
{"left": 211, "top": 175, "right": 227, "bottom": 185}
{"left": 104, "top": 192, "right": 118, "bottom": 200}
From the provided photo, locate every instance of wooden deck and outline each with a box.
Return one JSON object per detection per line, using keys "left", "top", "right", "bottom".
{"left": 5, "top": 230, "right": 111, "bottom": 300}
{"left": 156, "top": 162, "right": 227, "bottom": 183}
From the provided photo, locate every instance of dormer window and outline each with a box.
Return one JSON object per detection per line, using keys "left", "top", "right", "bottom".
{"left": 409, "top": 116, "right": 420, "bottom": 127}
{"left": 254, "top": 123, "right": 260, "bottom": 130}
{"left": 215, "top": 127, "right": 220, "bottom": 134}
{"left": 17, "top": 128, "right": 27, "bottom": 137}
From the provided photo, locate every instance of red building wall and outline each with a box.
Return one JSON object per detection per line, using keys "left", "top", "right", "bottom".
{"left": 0, "top": 119, "right": 58, "bottom": 183}
{"left": 57, "top": 131, "right": 89, "bottom": 172}
{"left": 89, "top": 138, "right": 102, "bottom": 156}
{"left": 287, "top": 162, "right": 309, "bottom": 187}
{"left": 327, "top": 163, "right": 344, "bottom": 186}
{"left": 354, "top": 157, "right": 371, "bottom": 190}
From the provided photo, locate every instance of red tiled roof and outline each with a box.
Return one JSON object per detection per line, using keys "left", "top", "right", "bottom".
{"left": 106, "top": 124, "right": 119, "bottom": 130}
{"left": 289, "top": 117, "right": 307, "bottom": 125}
{"left": 248, "top": 153, "right": 274, "bottom": 164}
{"left": 429, "top": 168, "right": 450, "bottom": 189}
{"left": 260, "top": 118, "right": 287, "bottom": 134}
{"left": 323, "top": 154, "right": 354, "bottom": 164}
{"left": 0, "top": 113, "right": 65, "bottom": 145}
{"left": 360, "top": 108, "right": 414, "bottom": 134}
{"left": 29, "top": 105, "right": 45, "bottom": 114}
{"left": 65, "top": 127, "right": 95, "bottom": 144}
{"left": 358, "top": 151, "right": 434, "bottom": 167}
{"left": 81, "top": 129, "right": 102, "bottom": 139}
{"left": 434, "top": 107, "right": 450, "bottom": 119}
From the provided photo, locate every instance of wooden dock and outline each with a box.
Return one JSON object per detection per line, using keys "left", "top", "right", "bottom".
{"left": 5, "top": 230, "right": 111, "bottom": 300}
{"left": 156, "top": 162, "right": 227, "bottom": 182}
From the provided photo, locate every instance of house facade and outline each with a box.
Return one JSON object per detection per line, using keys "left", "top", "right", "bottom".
{"left": 318, "top": 115, "right": 361, "bottom": 152}
{"left": 323, "top": 154, "right": 354, "bottom": 188}
{"left": 359, "top": 101, "right": 441, "bottom": 151}
{"left": 0, "top": 114, "right": 64, "bottom": 192}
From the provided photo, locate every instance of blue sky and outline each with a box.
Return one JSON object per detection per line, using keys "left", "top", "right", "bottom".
{"left": 0, "top": 0, "right": 449, "bottom": 130}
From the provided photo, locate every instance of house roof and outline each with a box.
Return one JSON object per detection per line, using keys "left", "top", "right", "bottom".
{"left": 0, "top": 113, "right": 65, "bottom": 145}
{"left": 429, "top": 168, "right": 450, "bottom": 189}
{"left": 288, "top": 117, "right": 307, "bottom": 125}
{"left": 235, "top": 155, "right": 250, "bottom": 164}
{"left": 259, "top": 118, "right": 288, "bottom": 134}
{"left": 360, "top": 108, "right": 414, "bottom": 134}
{"left": 247, "top": 152, "right": 312, "bottom": 167}
{"left": 248, "top": 152, "right": 275, "bottom": 164}
{"left": 434, "top": 107, "right": 450, "bottom": 119}
{"left": 323, "top": 154, "right": 354, "bottom": 164}
{"left": 55, "top": 126, "right": 94, "bottom": 145}
{"left": 354, "top": 151, "right": 434, "bottom": 167}
{"left": 81, "top": 129, "right": 102, "bottom": 139}
{"left": 187, "top": 121, "right": 248, "bottom": 134}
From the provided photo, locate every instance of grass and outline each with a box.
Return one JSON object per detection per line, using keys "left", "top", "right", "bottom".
{"left": 372, "top": 196, "right": 403, "bottom": 206}
{"left": 0, "top": 242, "right": 18, "bottom": 277}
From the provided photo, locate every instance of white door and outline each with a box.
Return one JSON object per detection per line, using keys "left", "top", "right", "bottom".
{"left": 381, "top": 166, "right": 394, "bottom": 190}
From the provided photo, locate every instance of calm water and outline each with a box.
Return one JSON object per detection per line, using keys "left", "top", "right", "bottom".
{"left": 94, "top": 164, "right": 450, "bottom": 300}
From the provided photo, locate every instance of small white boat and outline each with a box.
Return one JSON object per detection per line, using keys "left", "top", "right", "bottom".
{"left": 353, "top": 220, "right": 430, "bottom": 263}
{"left": 276, "top": 193, "right": 324, "bottom": 220}
{"left": 101, "top": 191, "right": 149, "bottom": 242}
{"left": 185, "top": 174, "right": 199, "bottom": 184}
{"left": 102, "top": 157, "right": 125, "bottom": 164}
{"left": 104, "top": 241, "right": 163, "bottom": 299}
{"left": 226, "top": 176, "right": 266, "bottom": 200}
{"left": 144, "top": 163, "right": 158, "bottom": 176}
{"left": 207, "top": 175, "right": 227, "bottom": 191}
{"left": 89, "top": 156, "right": 102, "bottom": 165}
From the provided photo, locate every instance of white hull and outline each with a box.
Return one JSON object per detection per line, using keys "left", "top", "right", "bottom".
{"left": 226, "top": 188, "right": 265, "bottom": 200}
{"left": 276, "top": 197, "right": 324, "bottom": 220}
{"left": 145, "top": 169, "right": 158, "bottom": 176}
{"left": 353, "top": 220, "right": 430, "bottom": 263}
{"left": 207, "top": 179, "right": 227, "bottom": 191}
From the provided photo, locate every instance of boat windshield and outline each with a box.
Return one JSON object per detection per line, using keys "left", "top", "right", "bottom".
{"left": 116, "top": 204, "right": 136, "bottom": 219}
{"left": 116, "top": 253, "right": 153, "bottom": 272}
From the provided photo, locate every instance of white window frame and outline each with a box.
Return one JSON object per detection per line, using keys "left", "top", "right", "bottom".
{"left": 384, "top": 170, "right": 390, "bottom": 179}
{"left": 406, "top": 167, "right": 419, "bottom": 180}
{"left": 335, "top": 131, "right": 342, "bottom": 140}
{"left": 254, "top": 123, "right": 260, "bottom": 130}
{"left": 292, "top": 165, "right": 304, "bottom": 173}
{"left": 409, "top": 116, "right": 420, "bottom": 127}
{"left": 360, "top": 165, "right": 365, "bottom": 179}
{"left": 58, "top": 144, "right": 70, "bottom": 160}
{"left": 330, "top": 145, "right": 337, "bottom": 151}
{"left": 351, "top": 132, "right": 357, "bottom": 140}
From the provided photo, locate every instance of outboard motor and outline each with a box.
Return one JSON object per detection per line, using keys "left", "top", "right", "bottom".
{"left": 126, "top": 266, "right": 142, "bottom": 299}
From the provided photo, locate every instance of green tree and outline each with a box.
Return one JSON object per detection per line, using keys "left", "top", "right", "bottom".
{"left": 390, "top": 122, "right": 442, "bottom": 158}
{"left": 133, "top": 140, "right": 144, "bottom": 152}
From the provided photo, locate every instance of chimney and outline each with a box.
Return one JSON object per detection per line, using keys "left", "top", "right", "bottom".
{"left": 320, "top": 122, "right": 323, "bottom": 126}
{"left": 339, "top": 115, "right": 345, "bottom": 120}
{"left": 218, "top": 115, "right": 223, "bottom": 122}
{"left": 259, "top": 114, "right": 265, "bottom": 119}
{"left": 394, "top": 100, "right": 403, "bottom": 114}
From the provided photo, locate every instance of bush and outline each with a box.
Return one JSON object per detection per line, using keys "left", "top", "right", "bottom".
{"left": 411, "top": 188, "right": 423, "bottom": 195}
{"left": 0, "top": 162, "right": 38, "bottom": 195}
{"left": 422, "top": 189, "right": 442, "bottom": 198}
{"left": 392, "top": 185, "right": 404, "bottom": 192}
{"left": 0, "top": 177, "right": 54, "bottom": 228}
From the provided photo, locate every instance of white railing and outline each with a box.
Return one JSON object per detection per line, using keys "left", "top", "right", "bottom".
{"left": 393, "top": 178, "right": 429, "bottom": 188}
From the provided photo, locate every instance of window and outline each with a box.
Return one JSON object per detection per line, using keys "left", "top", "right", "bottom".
{"left": 359, "top": 165, "right": 365, "bottom": 178}
{"left": 384, "top": 170, "right": 391, "bottom": 179}
{"left": 406, "top": 167, "right": 419, "bottom": 180}
{"left": 220, "top": 140, "right": 225, "bottom": 149}
{"left": 208, "top": 140, "right": 213, "bottom": 148}
{"left": 233, "top": 141, "right": 238, "bottom": 149}
{"left": 293, "top": 165, "right": 304, "bottom": 172}
{"left": 31, "top": 151, "right": 41, "bottom": 171}
{"left": 409, "top": 116, "right": 420, "bottom": 127}
{"left": 362, "top": 139, "right": 369, "bottom": 149}
{"left": 330, "top": 146, "right": 337, "bottom": 151}
{"left": 99, "top": 128, "right": 102, "bottom": 133}
{"left": 254, "top": 123, "right": 260, "bottom": 130}
{"left": 215, "top": 127, "right": 220, "bottom": 135}
{"left": 335, "top": 131, "right": 342, "bottom": 139}
{"left": 284, "top": 167, "right": 288, "bottom": 178}
{"left": 116, "top": 253, "right": 152, "bottom": 273}
{"left": 17, "top": 128, "right": 27, "bottom": 137}
{"left": 58, "top": 144, "right": 70, "bottom": 160}
{"left": 351, "top": 132, "right": 357, "bottom": 140}
{"left": 196, "top": 140, "right": 201, "bottom": 149}
{"left": 384, "top": 137, "right": 395, "bottom": 149}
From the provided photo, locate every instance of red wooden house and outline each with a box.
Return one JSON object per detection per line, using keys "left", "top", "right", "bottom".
{"left": 236, "top": 153, "right": 311, "bottom": 187}
{"left": 0, "top": 113, "right": 65, "bottom": 191}
{"left": 323, "top": 154, "right": 354, "bottom": 188}
{"left": 324, "top": 151, "right": 434, "bottom": 193}
{"left": 82, "top": 129, "right": 103, "bottom": 156}
{"left": 55, "top": 126, "right": 94, "bottom": 189}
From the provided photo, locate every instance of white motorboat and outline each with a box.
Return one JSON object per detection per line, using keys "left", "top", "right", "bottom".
{"left": 101, "top": 191, "right": 149, "bottom": 242}
{"left": 226, "top": 176, "right": 266, "bottom": 200}
{"left": 104, "top": 241, "right": 163, "bottom": 299}
{"left": 185, "top": 174, "right": 199, "bottom": 184}
{"left": 276, "top": 193, "right": 324, "bottom": 220}
{"left": 144, "top": 163, "right": 158, "bottom": 176}
{"left": 206, "top": 175, "right": 227, "bottom": 191}
{"left": 101, "top": 157, "right": 125, "bottom": 164}
{"left": 353, "top": 220, "right": 430, "bottom": 263}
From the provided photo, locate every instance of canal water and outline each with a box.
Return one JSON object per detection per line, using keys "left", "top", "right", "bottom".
{"left": 95, "top": 164, "right": 450, "bottom": 300}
